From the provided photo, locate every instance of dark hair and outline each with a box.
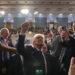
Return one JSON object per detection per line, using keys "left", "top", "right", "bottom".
{"left": 62, "top": 26, "right": 67, "bottom": 31}
{"left": 44, "top": 30, "right": 50, "bottom": 35}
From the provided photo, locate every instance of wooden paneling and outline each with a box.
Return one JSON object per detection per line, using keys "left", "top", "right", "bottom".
{"left": 0, "top": 0, "right": 74, "bottom": 1}
{"left": 0, "top": 4, "right": 75, "bottom": 9}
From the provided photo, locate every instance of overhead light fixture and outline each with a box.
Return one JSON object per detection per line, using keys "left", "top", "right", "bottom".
{"left": 28, "top": 31, "right": 32, "bottom": 34}
{"left": 47, "top": 13, "right": 54, "bottom": 22}
{"left": 38, "top": 13, "right": 43, "bottom": 17}
{"left": 21, "top": 9, "right": 29, "bottom": 14}
{"left": 69, "top": 14, "right": 72, "bottom": 16}
{"left": 68, "top": 13, "right": 73, "bottom": 23}
{"left": 49, "top": 13, "right": 53, "bottom": 16}
{"left": 58, "top": 13, "right": 63, "bottom": 18}
{"left": 68, "top": 14, "right": 73, "bottom": 17}
{"left": 0, "top": 11, "right": 5, "bottom": 15}
{"left": 34, "top": 11, "right": 38, "bottom": 15}
{"left": 18, "top": 13, "right": 23, "bottom": 17}
{"left": 48, "top": 13, "right": 54, "bottom": 18}
{"left": 8, "top": 13, "right": 12, "bottom": 17}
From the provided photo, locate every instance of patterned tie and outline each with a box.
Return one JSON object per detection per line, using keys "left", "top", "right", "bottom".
{"left": 60, "top": 47, "right": 67, "bottom": 63}
{"left": 20, "top": 55, "right": 25, "bottom": 74}
{"left": 42, "top": 52, "right": 47, "bottom": 75}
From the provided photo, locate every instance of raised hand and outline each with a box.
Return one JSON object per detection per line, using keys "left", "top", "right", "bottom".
{"left": 21, "top": 22, "right": 29, "bottom": 33}
{"left": 68, "top": 57, "right": 75, "bottom": 75}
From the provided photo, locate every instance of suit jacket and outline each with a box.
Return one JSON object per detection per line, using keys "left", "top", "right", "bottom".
{"left": 0, "top": 37, "right": 8, "bottom": 75}
{"left": 0, "top": 37, "right": 11, "bottom": 75}
{"left": 17, "top": 35, "right": 59, "bottom": 75}
{"left": 8, "top": 54, "right": 24, "bottom": 75}
{"left": 58, "top": 36, "right": 75, "bottom": 75}
{"left": 47, "top": 35, "right": 61, "bottom": 56}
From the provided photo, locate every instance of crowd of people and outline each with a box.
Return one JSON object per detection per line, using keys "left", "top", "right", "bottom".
{"left": 0, "top": 22, "right": 75, "bottom": 75}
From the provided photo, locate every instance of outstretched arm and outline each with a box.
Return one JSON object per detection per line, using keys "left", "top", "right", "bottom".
{"left": 17, "top": 22, "right": 30, "bottom": 56}
{"left": 0, "top": 42, "right": 16, "bottom": 53}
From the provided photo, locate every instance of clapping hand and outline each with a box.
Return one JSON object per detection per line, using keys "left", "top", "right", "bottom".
{"left": 68, "top": 57, "right": 75, "bottom": 75}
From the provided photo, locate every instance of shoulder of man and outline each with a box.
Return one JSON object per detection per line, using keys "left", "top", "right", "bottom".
{"left": 44, "top": 53, "right": 56, "bottom": 61}
{"left": 25, "top": 45, "right": 35, "bottom": 52}
{"left": 69, "top": 36, "right": 75, "bottom": 40}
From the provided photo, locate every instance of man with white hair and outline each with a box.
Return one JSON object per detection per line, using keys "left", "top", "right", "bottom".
{"left": 33, "top": 34, "right": 45, "bottom": 50}
{"left": 0, "top": 28, "right": 10, "bottom": 75}
{"left": 17, "top": 22, "right": 59, "bottom": 75}
{"left": 0, "top": 28, "right": 9, "bottom": 40}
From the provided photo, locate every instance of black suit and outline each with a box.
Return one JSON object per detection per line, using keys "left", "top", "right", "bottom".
{"left": 58, "top": 36, "right": 75, "bottom": 75}
{"left": 0, "top": 37, "right": 10, "bottom": 75}
{"left": 17, "top": 35, "right": 59, "bottom": 75}
{"left": 8, "top": 54, "right": 24, "bottom": 75}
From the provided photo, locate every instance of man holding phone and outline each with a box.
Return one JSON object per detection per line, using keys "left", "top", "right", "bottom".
{"left": 16, "top": 22, "right": 59, "bottom": 75}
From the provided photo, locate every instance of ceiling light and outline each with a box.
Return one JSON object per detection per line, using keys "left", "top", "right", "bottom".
{"left": 28, "top": 31, "right": 32, "bottom": 34}
{"left": 48, "top": 13, "right": 54, "bottom": 18}
{"left": 58, "top": 13, "right": 63, "bottom": 18}
{"left": 34, "top": 11, "right": 38, "bottom": 15}
{"left": 18, "top": 13, "right": 23, "bottom": 17}
{"left": 8, "top": 13, "right": 12, "bottom": 17}
{"left": 68, "top": 14, "right": 73, "bottom": 17}
{"left": 68, "top": 14, "right": 73, "bottom": 19}
{"left": 21, "top": 9, "right": 29, "bottom": 14}
{"left": 49, "top": 13, "right": 53, "bottom": 16}
{"left": 69, "top": 14, "right": 72, "bottom": 16}
{"left": 38, "top": 13, "right": 43, "bottom": 17}
{"left": 0, "top": 11, "right": 5, "bottom": 15}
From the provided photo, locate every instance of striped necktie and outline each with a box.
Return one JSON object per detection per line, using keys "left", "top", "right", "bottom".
{"left": 42, "top": 52, "right": 47, "bottom": 75}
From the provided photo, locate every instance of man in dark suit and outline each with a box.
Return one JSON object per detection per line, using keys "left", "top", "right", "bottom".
{"left": 8, "top": 54, "right": 24, "bottom": 75}
{"left": 0, "top": 28, "right": 10, "bottom": 75}
{"left": 17, "top": 22, "right": 59, "bottom": 75}
{"left": 0, "top": 32, "right": 24, "bottom": 75}
{"left": 46, "top": 26, "right": 62, "bottom": 56}
{"left": 56, "top": 27, "right": 75, "bottom": 75}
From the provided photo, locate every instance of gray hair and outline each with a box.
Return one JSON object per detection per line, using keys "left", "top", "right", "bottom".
{"left": 0, "top": 28, "right": 9, "bottom": 34}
